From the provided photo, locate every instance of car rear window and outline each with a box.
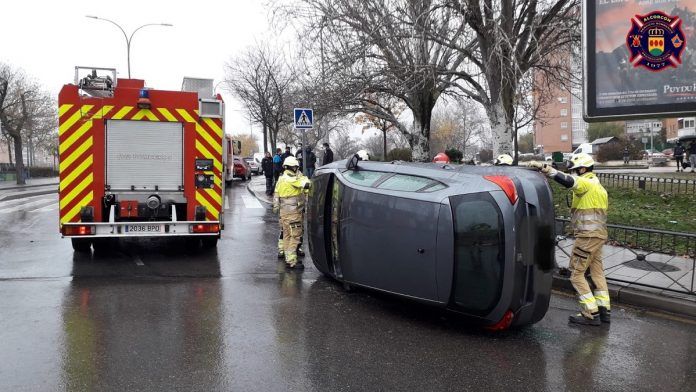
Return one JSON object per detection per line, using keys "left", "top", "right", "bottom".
{"left": 376, "top": 174, "right": 446, "bottom": 192}
{"left": 343, "top": 171, "right": 384, "bottom": 187}
{"left": 451, "top": 194, "right": 504, "bottom": 314}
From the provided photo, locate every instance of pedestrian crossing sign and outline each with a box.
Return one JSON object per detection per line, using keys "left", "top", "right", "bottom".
{"left": 294, "top": 108, "right": 313, "bottom": 129}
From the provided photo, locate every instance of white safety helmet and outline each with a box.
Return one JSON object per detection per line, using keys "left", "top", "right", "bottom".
{"left": 567, "top": 153, "right": 594, "bottom": 170}
{"left": 283, "top": 156, "right": 300, "bottom": 167}
{"left": 494, "top": 154, "right": 513, "bottom": 166}
{"left": 356, "top": 150, "right": 370, "bottom": 161}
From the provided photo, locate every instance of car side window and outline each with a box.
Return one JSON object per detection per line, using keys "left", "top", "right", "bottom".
{"left": 342, "top": 171, "right": 385, "bottom": 187}
{"left": 376, "top": 174, "right": 444, "bottom": 192}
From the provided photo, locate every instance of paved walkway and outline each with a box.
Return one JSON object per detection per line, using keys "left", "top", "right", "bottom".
{"left": 246, "top": 175, "right": 273, "bottom": 205}
{"left": 0, "top": 176, "right": 58, "bottom": 190}
{"left": 556, "top": 238, "right": 695, "bottom": 302}
{"left": 0, "top": 177, "right": 59, "bottom": 201}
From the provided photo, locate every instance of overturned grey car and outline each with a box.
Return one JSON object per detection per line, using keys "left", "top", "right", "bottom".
{"left": 307, "top": 158, "right": 555, "bottom": 329}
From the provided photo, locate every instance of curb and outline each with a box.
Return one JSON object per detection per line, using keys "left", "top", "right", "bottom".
{"left": 0, "top": 182, "right": 59, "bottom": 191}
{"left": 0, "top": 188, "right": 57, "bottom": 202}
{"left": 552, "top": 274, "right": 696, "bottom": 319}
{"left": 246, "top": 182, "right": 272, "bottom": 206}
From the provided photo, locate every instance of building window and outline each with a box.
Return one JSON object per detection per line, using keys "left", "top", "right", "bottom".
{"left": 560, "top": 109, "right": 568, "bottom": 116}
{"left": 561, "top": 134, "right": 569, "bottom": 141}
{"left": 560, "top": 122, "right": 568, "bottom": 129}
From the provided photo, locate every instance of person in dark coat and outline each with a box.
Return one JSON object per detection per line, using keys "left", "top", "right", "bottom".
{"left": 295, "top": 143, "right": 304, "bottom": 172}
{"left": 689, "top": 141, "right": 696, "bottom": 173}
{"left": 261, "top": 152, "right": 275, "bottom": 195}
{"left": 322, "top": 142, "right": 334, "bottom": 166}
{"left": 305, "top": 147, "right": 317, "bottom": 178}
{"left": 674, "top": 141, "right": 685, "bottom": 172}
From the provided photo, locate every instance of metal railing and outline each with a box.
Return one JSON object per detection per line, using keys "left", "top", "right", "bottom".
{"left": 556, "top": 218, "right": 696, "bottom": 296}
{"left": 596, "top": 172, "right": 696, "bottom": 194}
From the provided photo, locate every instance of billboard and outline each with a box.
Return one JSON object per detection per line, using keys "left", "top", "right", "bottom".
{"left": 584, "top": 1, "right": 696, "bottom": 121}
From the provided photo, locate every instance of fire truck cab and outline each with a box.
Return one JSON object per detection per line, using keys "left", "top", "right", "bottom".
{"left": 58, "top": 67, "right": 226, "bottom": 252}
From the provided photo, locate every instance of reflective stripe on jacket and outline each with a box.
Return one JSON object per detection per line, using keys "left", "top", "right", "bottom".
{"left": 570, "top": 172, "right": 608, "bottom": 239}
{"left": 273, "top": 170, "right": 311, "bottom": 213}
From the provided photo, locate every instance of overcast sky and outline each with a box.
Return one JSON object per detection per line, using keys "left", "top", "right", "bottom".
{"left": 0, "top": 0, "right": 285, "bottom": 139}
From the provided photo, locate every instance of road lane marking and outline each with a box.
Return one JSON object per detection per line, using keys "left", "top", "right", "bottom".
{"left": 225, "top": 195, "right": 230, "bottom": 210}
{"left": 0, "top": 198, "right": 59, "bottom": 214}
{"left": 133, "top": 256, "right": 145, "bottom": 266}
{"left": 0, "top": 194, "right": 54, "bottom": 209}
{"left": 30, "top": 203, "right": 59, "bottom": 212}
{"left": 241, "top": 194, "right": 263, "bottom": 209}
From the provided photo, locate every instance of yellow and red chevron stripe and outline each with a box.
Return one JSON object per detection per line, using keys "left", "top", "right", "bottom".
{"left": 58, "top": 103, "right": 223, "bottom": 224}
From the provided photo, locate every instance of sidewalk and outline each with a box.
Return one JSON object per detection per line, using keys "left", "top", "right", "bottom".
{"left": 246, "top": 175, "right": 273, "bottom": 206}
{"left": 245, "top": 174, "right": 696, "bottom": 318}
{"left": 554, "top": 239, "right": 696, "bottom": 318}
{"left": 0, "top": 177, "right": 59, "bottom": 201}
{"left": 0, "top": 176, "right": 58, "bottom": 190}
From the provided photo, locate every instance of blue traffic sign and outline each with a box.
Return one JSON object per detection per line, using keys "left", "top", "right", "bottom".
{"left": 294, "top": 108, "right": 313, "bottom": 129}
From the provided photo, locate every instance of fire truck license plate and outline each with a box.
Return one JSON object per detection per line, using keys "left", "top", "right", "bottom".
{"left": 125, "top": 224, "right": 162, "bottom": 233}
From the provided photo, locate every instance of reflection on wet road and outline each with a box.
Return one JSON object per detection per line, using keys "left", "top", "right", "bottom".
{"left": 1, "top": 181, "right": 696, "bottom": 391}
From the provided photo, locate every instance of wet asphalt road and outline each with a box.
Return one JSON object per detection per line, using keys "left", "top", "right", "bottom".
{"left": 1, "top": 180, "right": 696, "bottom": 391}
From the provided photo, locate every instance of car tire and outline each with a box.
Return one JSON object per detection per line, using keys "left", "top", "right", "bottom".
{"left": 71, "top": 238, "right": 92, "bottom": 253}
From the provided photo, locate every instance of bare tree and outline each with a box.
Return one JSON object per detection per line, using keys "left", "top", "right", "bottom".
{"left": 329, "top": 129, "right": 361, "bottom": 160}
{"left": 225, "top": 43, "right": 294, "bottom": 152}
{"left": 440, "top": 0, "right": 580, "bottom": 156}
{"left": 0, "top": 63, "right": 54, "bottom": 184}
{"left": 430, "top": 98, "right": 485, "bottom": 158}
{"left": 279, "top": 0, "right": 469, "bottom": 161}
{"left": 355, "top": 94, "right": 406, "bottom": 161}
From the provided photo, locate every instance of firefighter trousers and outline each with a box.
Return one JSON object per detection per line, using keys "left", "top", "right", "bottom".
{"left": 280, "top": 211, "right": 303, "bottom": 266}
{"left": 570, "top": 236, "right": 610, "bottom": 317}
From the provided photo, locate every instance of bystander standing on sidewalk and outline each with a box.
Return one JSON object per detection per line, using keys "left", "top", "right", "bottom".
{"left": 305, "top": 147, "right": 317, "bottom": 178}
{"left": 674, "top": 141, "right": 685, "bottom": 172}
{"left": 322, "top": 143, "right": 334, "bottom": 166}
{"left": 688, "top": 141, "right": 696, "bottom": 173}
{"left": 623, "top": 146, "right": 630, "bottom": 165}
{"left": 261, "top": 152, "right": 274, "bottom": 196}
{"left": 273, "top": 148, "right": 283, "bottom": 184}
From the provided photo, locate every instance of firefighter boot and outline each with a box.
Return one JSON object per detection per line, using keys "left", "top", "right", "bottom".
{"left": 599, "top": 306, "right": 611, "bottom": 324}
{"left": 569, "top": 312, "right": 601, "bottom": 326}
{"left": 297, "top": 246, "right": 306, "bottom": 257}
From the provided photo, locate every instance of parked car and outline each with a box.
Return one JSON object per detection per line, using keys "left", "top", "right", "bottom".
{"left": 307, "top": 158, "right": 554, "bottom": 329}
{"left": 233, "top": 157, "right": 252, "bottom": 181}
{"left": 244, "top": 157, "right": 261, "bottom": 175}
{"left": 643, "top": 149, "right": 669, "bottom": 166}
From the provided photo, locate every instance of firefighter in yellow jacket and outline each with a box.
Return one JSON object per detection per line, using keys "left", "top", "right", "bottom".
{"left": 273, "top": 156, "right": 311, "bottom": 269}
{"left": 530, "top": 153, "right": 610, "bottom": 326}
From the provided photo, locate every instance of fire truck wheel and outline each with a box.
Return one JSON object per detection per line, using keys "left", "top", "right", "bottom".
{"left": 201, "top": 236, "right": 218, "bottom": 249}
{"left": 71, "top": 238, "right": 92, "bottom": 253}
{"left": 92, "top": 238, "right": 113, "bottom": 253}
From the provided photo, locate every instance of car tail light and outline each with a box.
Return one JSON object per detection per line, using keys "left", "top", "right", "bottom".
{"left": 62, "top": 225, "right": 96, "bottom": 236}
{"left": 484, "top": 175, "right": 518, "bottom": 204}
{"left": 190, "top": 223, "right": 220, "bottom": 233}
{"left": 485, "top": 310, "right": 515, "bottom": 331}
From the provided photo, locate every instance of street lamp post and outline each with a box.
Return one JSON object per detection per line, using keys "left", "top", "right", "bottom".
{"left": 85, "top": 16, "right": 173, "bottom": 79}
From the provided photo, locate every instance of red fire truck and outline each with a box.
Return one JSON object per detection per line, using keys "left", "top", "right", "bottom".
{"left": 58, "top": 67, "right": 225, "bottom": 252}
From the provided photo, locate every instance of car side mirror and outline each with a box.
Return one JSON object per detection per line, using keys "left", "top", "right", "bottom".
{"left": 346, "top": 154, "right": 359, "bottom": 171}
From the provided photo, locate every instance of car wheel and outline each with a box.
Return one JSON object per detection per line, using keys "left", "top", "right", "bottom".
{"left": 71, "top": 238, "right": 92, "bottom": 253}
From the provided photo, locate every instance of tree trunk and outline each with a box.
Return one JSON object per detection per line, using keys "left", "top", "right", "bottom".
{"left": 7, "top": 139, "right": 12, "bottom": 163}
{"left": 382, "top": 129, "right": 387, "bottom": 161}
{"left": 262, "top": 122, "right": 269, "bottom": 153}
{"left": 409, "top": 94, "right": 435, "bottom": 162}
{"left": 12, "top": 135, "right": 25, "bottom": 185}
{"left": 487, "top": 101, "right": 514, "bottom": 157}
